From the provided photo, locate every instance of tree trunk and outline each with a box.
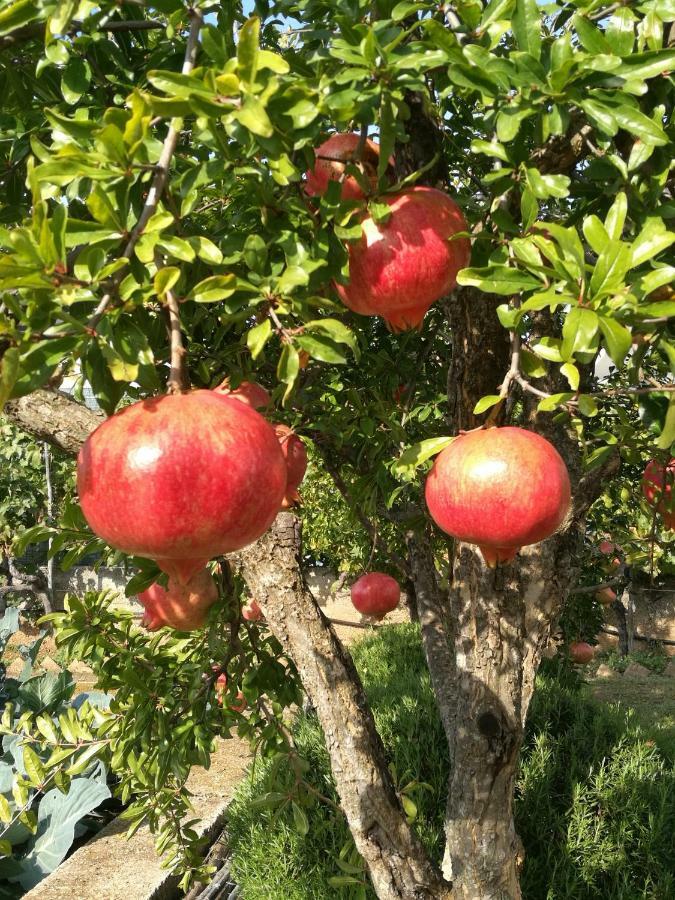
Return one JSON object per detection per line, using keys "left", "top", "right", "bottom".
{"left": 237, "top": 514, "right": 451, "bottom": 900}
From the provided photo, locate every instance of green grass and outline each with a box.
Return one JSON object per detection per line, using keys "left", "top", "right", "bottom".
{"left": 226, "top": 626, "right": 675, "bottom": 900}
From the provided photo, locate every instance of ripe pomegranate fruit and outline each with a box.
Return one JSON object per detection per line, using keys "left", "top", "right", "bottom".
{"left": 275, "top": 425, "right": 308, "bottom": 509}
{"left": 641, "top": 458, "right": 675, "bottom": 529}
{"left": 350, "top": 573, "right": 400, "bottom": 621}
{"left": 569, "top": 641, "right": 594, "bottom": 665}
{"left": 77, "top": 391, "right": 287, "bottom": 583}
{"left": 596, "top": 587, "right": 617, "bottom": 605}
{"left": 138, "top": 567, "right": 218, "bottom": 632}
{"left": 598, "top": 540, "right": 616, "bottom": 555}
{"left": 425, "top": 426, "right": 571, "bottom": 566}
{"left": 214, "top": 378, "right": 271, "bottom": 410}
{"left": 334, "top": 186, "right": 470, "bottom": 332}
{"left": 305, "top": 132, "right": 383, "bottom": 201}
{"left": 242, "top": 599, "right": 264, "bottom": 622}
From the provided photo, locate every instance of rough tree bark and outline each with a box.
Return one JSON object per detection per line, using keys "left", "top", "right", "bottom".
{"left": 3, "top": 389, "right": 451, "bottom": 900}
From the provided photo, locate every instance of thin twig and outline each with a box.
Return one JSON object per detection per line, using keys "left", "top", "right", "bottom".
{"left": 165, "top": 285, "right": 189, "bottom": 393}
{"left": 86, "top": 8, "right": 204, "bottom": 330}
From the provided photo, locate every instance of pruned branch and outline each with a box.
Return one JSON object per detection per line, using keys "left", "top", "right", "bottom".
{"left": 3, "top": 389, "right": 103, "bottom": 452}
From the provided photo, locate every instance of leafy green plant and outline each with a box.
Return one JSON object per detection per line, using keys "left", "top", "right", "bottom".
{"left": 0, "top": 607, "right": 112, "bottom": 895}
{"left": 596, "top": 647, "right": 669, "bottom": 676}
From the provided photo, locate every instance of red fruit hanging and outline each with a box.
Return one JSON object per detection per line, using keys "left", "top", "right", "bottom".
{"left": 305, "top": 132, "right": 383, "bottom": 201}
{"left": 138, "top": 567, "right": 218, "bottom": 632}
{"left": 641, "top": 458, "right": 675, "bottom": 529}
{"left": 425, "top": 426, "right": 571, "bottom": 566}
{"left": 334, "top": 186, "right": 470, "bottom": 332}
{"left": 77, "top": 391, "right": 287, "bottom": 583}
{"left": 569, "top": 641, "right": 594, "bottom": 665}
{"left": 596, "top": 587, "right": 617, "bottom": 606}
{"left": 214, "top": 378, "right": 271, "bottom": 411}
{"left": 242, "top": 599, "right": 264, "bottom": 622}
{"left": 275, "top": 425, "right": 308, "bottom": 509}
{"left": 350, "top": 573, "right": 401, "bottom": 621}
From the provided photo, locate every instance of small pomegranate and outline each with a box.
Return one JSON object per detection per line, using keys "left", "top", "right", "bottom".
{"left": 275, "top": 425, "right": 308, "bottom": 509}
{"left": 596, "top": 587, "right": 617, "bottom": 605}
{"left": 215, "top": 378, "right": 271, "bottom": 411}
{"left": 425, "top": 427, "right": 571, "bottom": 566}
{"left": 569, "top": 641, "right": 595, "bottom": 665}
{"left": 641, "top": 458, "right": 674, "bottom": 529}
{"left": 138, "top": 567, "right": 218, "bottom": 632}
{"left": 305, "top": 133, "right": 383, "bottom": 200}
{"left": 77, "top": 391, "right": 287, "bottom": 583}
{"left": 598, "top": 540, "right": 616, "bottom": 555}
{"left": 334, "top": 186, "right": 470, "bottom": 332}
{"left": 350, "top": 573, "right": 400, "bottom": 621}
{"left": 242, "top": 599, "right": 264, "bottom": 622}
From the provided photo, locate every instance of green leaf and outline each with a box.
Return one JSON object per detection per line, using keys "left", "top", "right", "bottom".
{"left": 561, "top": 308, "right": 599, "bottom": 360}
{"left": 631, "top": 219, "right": 675, "bottom": 267}
{"left": 305, "top": 319, "right": 360, "bottom": 360}
{"left": 277, "top": 265, "right": 309, "bottom": 294}
{"left": 247, "top": 319, "right": 272, "bottom": 360}
{"left": 296, "top": 333, "right": 347, "bottom": 364}
{"left": 61, "top": 57, "right": 90, "bottom": 105}
{"left": 277, "top": 343, "right": 300, "bottom": 403}
{"left": 582, "top": 215, "right": 609, "bottom": 255}
{"left": 525, "top": 169, "right": 570, "bottom": 200}
{"left": 513, "top": 0, "right": 541, "bottom": 59}
{"left": 615, "top": 49, "right": 675, "bottom": 82}
{"left": 470, "top": 139, "right": 510, "bottom": 162}
{"left": 574, "top": 15, "right": 613, "bottom": 55}
{"left": 589, "top": 241, "right": 632, "bottom": 297}
{"left": 496, "top": 105, "right": 535, "bottom": 142}
{"left": 234, "top": 95, "right": 274, "bottom": 138}
{"left": 520, "top": 188, "right": 538, "bottom": 230}
{"left": 154, "top": 267, "right": 181, "bottom": 298}
{"left": 579, "top": 99, "right": 618, "bottom": 137}
{"left": 392, "top": 436, "right": 454, "bottom": 480}
{"left": 13, "top": 337, "right": 81, "bottom": 398}
{"left": 238, "top": 16, "right": 260, "bottom": 86}
{"left": 560, "top": 362, "right": 580, "bottom": 391}
{"left": 598, "top": 316, "right": 632, "bottom": 367}
{"left": 608, "top": 104, "right": 668, "bottom": 146}
{"left": 456, "top": 266, "right": 541, "bottom": 294}
{"left": 0, "top": 347, "right": 20, "bottom": 410}
{"left": 291, "top": 801, "right": 309, "bottom": 836}
{"left": 605, "top": 193, "right": 627, "bottom": 241}
{"left": 577, "top": 395, "right": 599, "bottom": 417}
{"left": 0, "top": 0, "right": 39, "bottom": 36}
{"left": 605, "top": 9, "right": 636, "bottom": 56}
{"left": 188, "top": 275, "right": 236, "bottom": 303}
{"left": 22, "top": 744, "right": 45, "bottom": 787}
{"left": 520, "top": 347, "right": 547, "bottom": 377}
{"left": 157, "top": 235, "right": 195, "bottom": 262}
{"left": 401, "top": 794, "right": 418, "bottom": 821}
{"left": 656, "top": 396, "right": 675, "bottom": 450}
{"left": 473, "top": 395, "right": 503, "bottom": 415}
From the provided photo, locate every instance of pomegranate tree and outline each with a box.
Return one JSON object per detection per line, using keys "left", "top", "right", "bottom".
{"left": 641, "top": 458, "right": 674, "bottom": 529}
{"left": 305, "top": 132, "right": 383, "bottom": 200}
{"left": 77, "top": 391, "right": 287, "bottom": 583}
{"left": 334, "top": 186, "right": 470, "bottom": 332}
{"left": 275, "top": 425, "right": 308, "bottom": 509}
{"left": 425, "top": 426, "right": 571, "bottom": 566}
{"left": 138, "top": 567, "right": 218, "bottom": 632}
{"left": 350, "top": 573, "right": 400, "bottom": 621}
{"left": 214, "top": 378, "right": 271, "bottom": 410}
{"left": 569, "top": 641, "right": 595, "bottom": 665}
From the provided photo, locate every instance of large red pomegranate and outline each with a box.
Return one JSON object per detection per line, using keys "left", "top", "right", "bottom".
{"left": 350, "top": 573, "right": 400, "bottom": 621}
{"left": 641, "top": 458, "right": 674, "bottom": 529}
{"left": 138, "top": 567, "right": 218, "bottom": 632}
{"left": 425, "top": 426, "right": 571, "bottom": 566}
{"left": 275, "top": 425, "right": 308, "bottom": 509}
{"left": 305, "top": 132, "right": 383, "bottom": 201}
{"left": 215, "top": 378, "right": 271, "bottom": 411}
{"left": 77, "top": 391, "right": 287, "bottom": 583}
{"left": 569, "top": 641, "right": 595, "bottom": 665}
{"left": 334, "top": 186, "right": 470, "bottom": 332}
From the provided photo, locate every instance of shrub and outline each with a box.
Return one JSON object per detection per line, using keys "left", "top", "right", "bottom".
{"left": 227, "top": 625, "right": 674, "bottom": 900}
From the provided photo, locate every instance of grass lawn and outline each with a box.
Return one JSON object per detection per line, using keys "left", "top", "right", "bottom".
{"left": 589, "top": 672, "right": 675, "bottom": 758}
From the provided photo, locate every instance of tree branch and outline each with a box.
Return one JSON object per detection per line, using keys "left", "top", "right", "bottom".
{"left": 87, "top": 8, "right": 204, "bottom": 330}
{"left": 3, "top": 389, "right": 103, "bottom": 452}
{"left": 236, "top": 514, "right": 451, "bottom": 900}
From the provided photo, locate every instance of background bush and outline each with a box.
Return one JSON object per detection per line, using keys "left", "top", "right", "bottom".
{"left": 227, "top": 625, "right": 674, "bottom": 900}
